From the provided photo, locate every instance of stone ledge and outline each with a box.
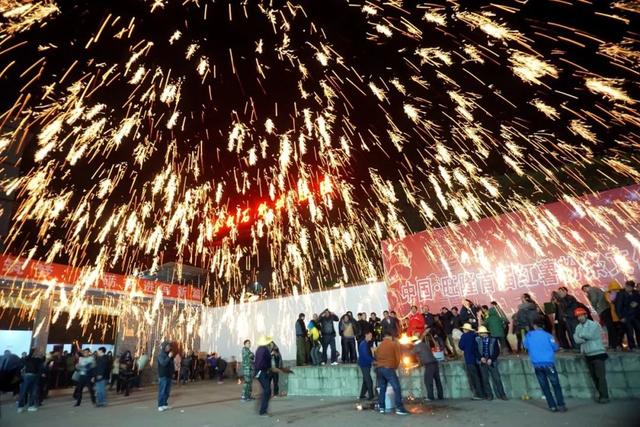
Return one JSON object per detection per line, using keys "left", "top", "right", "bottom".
{"left": 287, "top": 353, "right": 640, "bottom": 399}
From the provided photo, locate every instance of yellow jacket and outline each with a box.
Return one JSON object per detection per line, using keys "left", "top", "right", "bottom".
{"left": 308, "top": 326, "right": 320, "bottom": 342}
{"left": 605, "top": 281, "right": 622, "bottom": 322}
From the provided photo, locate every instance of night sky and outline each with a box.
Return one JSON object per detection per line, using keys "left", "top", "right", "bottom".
{"left": 1, "top": 1, "right": 638, "bottom": 302}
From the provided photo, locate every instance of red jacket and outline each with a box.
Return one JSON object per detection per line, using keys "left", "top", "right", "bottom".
{"left": 407, "top": 313, "right": 425, "bottom": 337}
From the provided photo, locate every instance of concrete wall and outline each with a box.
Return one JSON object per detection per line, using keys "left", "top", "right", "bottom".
{"left": 287, "top": 354, "right": 640, "bottom": 399}
{"left": 200, "top": 282, "right": 389, "bottom": 361}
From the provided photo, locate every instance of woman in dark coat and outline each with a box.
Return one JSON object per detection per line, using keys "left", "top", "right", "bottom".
{"left": 118, "top": 351, "right": 134, "bottom": 396}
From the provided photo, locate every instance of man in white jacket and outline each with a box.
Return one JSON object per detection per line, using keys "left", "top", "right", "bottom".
{"left": 573, "top": 307, "right": 609, "bottom": 404}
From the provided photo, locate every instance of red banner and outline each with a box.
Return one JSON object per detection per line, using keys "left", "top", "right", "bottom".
{"left": 382, "top": 185, "right": 640, "bottom": 317}
{"left": 0, "top": 255, "right": 202, "bottom": 302}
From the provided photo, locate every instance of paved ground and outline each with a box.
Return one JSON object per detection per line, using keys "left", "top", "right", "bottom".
{"left": 1, "top": 380, "right": 637, "bottom": 427}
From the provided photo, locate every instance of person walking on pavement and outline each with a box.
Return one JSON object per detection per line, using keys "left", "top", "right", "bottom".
{"left": 73, "top": 348, "right": 96, "bottom": 407}
{"left": 157, "top": 341, "right": 175, "bottom": 412}
{"left": 255, "top": 336, "right": 274, "bottom": 416}
{"left": 94, "top": 347, "right": 109, "bottom": 407}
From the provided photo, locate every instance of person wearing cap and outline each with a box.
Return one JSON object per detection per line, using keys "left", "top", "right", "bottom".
{"left": 524, "top": 319, "right": 567, "bottom": 412}
{"left": 573, "top": 307, "right": 610, "bottom": 403}
{"left": 254, "top": 336, "right": 274, "bottom": 416}
{"left": 475, "top": 326, "right": 508, "bottom": 400}
{"left": 458, "top": 323, "right": 483, "bottom": 400}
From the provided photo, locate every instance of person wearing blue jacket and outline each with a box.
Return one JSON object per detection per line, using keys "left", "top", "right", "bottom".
{"left": 458, "top": 323, "right": 483, "bottom": 400}
{"left": 358, "top": 331, "right": 375, "bottom": 400}
{"left": 524, "top": 320, "right": 567, "bottom": 412}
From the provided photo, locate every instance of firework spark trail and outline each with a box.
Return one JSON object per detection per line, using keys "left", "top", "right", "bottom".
{"left": 0, "top": 0, "right": 638, "bottom": 342}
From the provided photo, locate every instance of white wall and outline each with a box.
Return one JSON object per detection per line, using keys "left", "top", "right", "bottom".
{"left": 0, "top": 330, "right": 33, "bottom": 355}
{"left": 199, "top": 282, "right": 389, "bottom": 361}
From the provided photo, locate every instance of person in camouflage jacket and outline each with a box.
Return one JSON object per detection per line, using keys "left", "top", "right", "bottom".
{"left": 241, "top": 340, "right": 254, "bottom": 401}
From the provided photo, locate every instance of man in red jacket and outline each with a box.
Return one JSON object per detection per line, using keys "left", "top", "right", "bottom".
{"left": 407, "top": 305, "right": 426, "bottom": 337}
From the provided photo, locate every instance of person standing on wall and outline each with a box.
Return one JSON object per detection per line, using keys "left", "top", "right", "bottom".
{"left": 157, "top": 341, "right": 175, "bottom": 412}
{"left": 573, "top": 307, "right": 610, "bottom": 403}
{"left": 581, "top": 284, "right": 612, "bottom": 342}
{"left": 241, "top": 339, "right": 255, "bottom": 401}
{"left": 524, "top": 319, "right": 567, "bottom": 413}
{"left": 440, "top": 307, "right": 457, "bottom": 357}
{"left": 295, "top": 313, "right": 308, "bottom": 366}
{"left": 369, "top": 312, "right": 382, "bottom": 347}
{"left": 390, "top": 311, "right": 402, "bottom": 338}
{"left": 319, "top": 309, "right": 340, "bottom": 365}
{"left": 515, "top": 293, "right": 540, "bottom": 353}
{"left": 460, "top": 299, "right": 479, "bottom": 330}
{"left": 375, "top": 332, "right": 409, "bottom": 416}
{"left": 308, "top": 319, "right": 322, "bottom": 366}
{"left": 616, "top": 280, "right": 640, "bottom": 351}
{"left": 356, "top": 313, "right": 371, "bottom": 350}
{"left": 605, "top": 281, "right": 624, "bottom": 350}
{"left": 407, "top": 305, "right": 426, "bottom": 338}
{"left": 491, "top": 301, "right": 513, "bottom": 353}
{"left": 340, "top": 313, "right": 358, "bottom": 363}
{"left": 94, "top": 347, "right": 109, "bottom": 407}
{"left": 485, "top": 306, "right": 508, "bottom": 355}
{"left": 380, "top": 311, "right": 396, "bottom": 340}
{"left": 358, "top": 331, "right": 375, "bottom": 401}
{"left": 557, "top": 287, "right": 580, "bottom": 349}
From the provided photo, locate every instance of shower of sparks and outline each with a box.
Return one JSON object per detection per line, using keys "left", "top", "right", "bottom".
{"left": 0, "top": 0, "right": 639, "bottom": 343}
